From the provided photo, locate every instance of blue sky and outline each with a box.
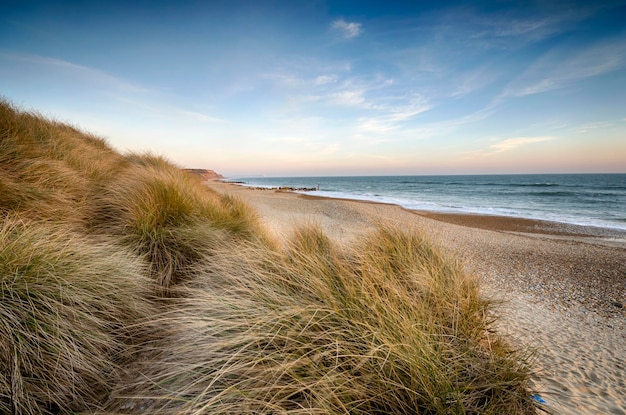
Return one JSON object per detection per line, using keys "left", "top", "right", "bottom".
{"left": 1, "top": 0, "right": 625, "bottom": 177}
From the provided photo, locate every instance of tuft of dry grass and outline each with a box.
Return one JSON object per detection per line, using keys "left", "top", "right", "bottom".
{"left": 89, "top": 152, "right": 268, "bottom": 289}
{"left": 107, "top": 225, "right": 535, "bottom": 414}
{"left": 0, "top": 217, "right": 155, "bottom": 415}
{"left": 0, "top": 99, "right": 124, "bottom": 225}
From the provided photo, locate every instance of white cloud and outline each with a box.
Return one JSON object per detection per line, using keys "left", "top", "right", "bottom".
{"left": 356, "top": 94, "right": 431, "bottom": 137}
{"left": 358, "top": 118, "right": 397, "bottom": 134}
{"left": 331, "top": 19, "right": 362, "bottom": 39}
{"left": 328, "top": 89, "right": 366, "bottom": 106}
{"left": 488, "top": 136, "right": 555, "bottom": 154}
{"left": 386, "top": 96, "right": 431, "bottom": 121}
{"left": 314, "top": 74, "right": 338, "bottom": 85}
{"left": 459, "top": 136, "right": 557, "bottom": 160}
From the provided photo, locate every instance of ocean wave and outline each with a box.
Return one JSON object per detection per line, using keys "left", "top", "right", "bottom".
{"left": 299, "top": 190, "right": 626, "bottom": 231}
{"left": 525, "top": 191, "right": 576, "bottom": 197}
{"left": 496, "top": 182, "right": 560, "bottom": 187}
{"left": 239, "top": 174, "right": 626, "bottom": 231}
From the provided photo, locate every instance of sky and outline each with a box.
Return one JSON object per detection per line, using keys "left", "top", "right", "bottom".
{"left": 1, "top": 0, "right": 625, "bottom": 177}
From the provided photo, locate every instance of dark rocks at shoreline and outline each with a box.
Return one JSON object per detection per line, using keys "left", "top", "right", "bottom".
{"left": 276, "top": 186, "right": 318, "bottom": 192}
{"left": 225, "top": 183, "right": 318, "bottom": 192}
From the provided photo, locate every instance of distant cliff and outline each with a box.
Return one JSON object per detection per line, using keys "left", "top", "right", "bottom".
{"left": 184, "top": 169, "right": 224, "bottom": 181}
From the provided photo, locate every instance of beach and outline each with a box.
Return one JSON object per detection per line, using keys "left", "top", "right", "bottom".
{"left": 207, "top": 181, "right": 626, "bottom": 415}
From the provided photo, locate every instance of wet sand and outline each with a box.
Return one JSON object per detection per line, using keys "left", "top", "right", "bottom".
{"left": 208, "top": 182, "right": 626, "bottom": 415}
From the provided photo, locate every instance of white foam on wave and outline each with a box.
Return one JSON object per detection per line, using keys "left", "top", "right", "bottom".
{"left": 299, "top": 190, "right": 626, "bottom": 232}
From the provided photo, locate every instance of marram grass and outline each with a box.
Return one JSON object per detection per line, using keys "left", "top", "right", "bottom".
{"left": 0, "top": 217, "right": 154, "bottom": 415}
{"left": 0, "top": 99, "right": 124, "bottom": 225}
{"left": 90, "top": 154, "right": 267, "bottom": 288}
{"left": 1, "top": 98, "right": 537, "bottom": 414}
{"left": 107, "top": 226, "right": 535, "bottom": 415}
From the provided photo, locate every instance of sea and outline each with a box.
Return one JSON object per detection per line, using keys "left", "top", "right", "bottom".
{"left": 232, "top": 174, "right": 626, "bottom": 231}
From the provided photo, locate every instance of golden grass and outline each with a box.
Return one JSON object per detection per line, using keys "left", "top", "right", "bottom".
{"left": 1, "top": 99, "right": 537, "bottom": 414}
{"left": 0, "top": 99, "right": 123, "bottom": 225}
{"left": 90, "top": 153, "right": 267, "bottom": 288}
{"left": 0, "top": 217, "right": 154, "bottom": 415}
{"left": 107, "top": 226, "right": 534, "bottom": 414}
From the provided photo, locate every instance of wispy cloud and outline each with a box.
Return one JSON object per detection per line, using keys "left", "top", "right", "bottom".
{"left": 453, "top": 4, "right": 600, "bottom": 49}
{"left": 576, "top": 118, "right": 625, "bottom": 133}
{"left": 459, "top": 136, "right": 557, "bottom": 160}
{"left": 175, "top": 110, "right": 226, "bottom": 123}
{"left": 331, "top": 19, "right": 362, "bottom": 39}
{"left": 357, "top": 118, "right": 397, "bottom": 134}
{"left": 388, "top": 104, "right": 430, "bottom": 122}
{"left": 449, "top": 66, "right": 496, "bottom": 98}
{"left": 478, "top": 136, "right": 556, "bottom": 157}
{"left": 355, "top": 94, "right": 431, "bottom": 138}
{"left": 263, "top": 71, "right": 341, "bottom": 90}
{"left": 314, "top": 74, "right": 338, "bottom": 85}
{"left": 109, "top": 95, "right": 226, "bottom": 124}
{"left": 0, "top": 53, "right": 227, "bottom": 124}
{"left": 262, "top": 66, "right": 435, "bottom": 141}
{"left": 0, "top": 53, "right": 151, "bottom": 93}
{"left": 471, "top": 15, "right": 571, "bottom": 44}
{"left": 422, "top": 10, "right": 562, "bottom": 56}
{"left": 501, "top": 39, "right": 626, "bottom": 97}
{"left": 270, "top": 71, "right": 393, "bottom": 110}
{"left": 328, "top": 89, "right": 366, "bottom": 106}
{"left": 390, "top": 101, "right": 498, "bottom": 141}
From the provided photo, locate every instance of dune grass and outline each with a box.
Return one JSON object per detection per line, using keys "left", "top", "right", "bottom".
{"left": 0, "top": 99, "right": 124, "bottom": 225}
{"left": 107, "top": 225, "right": 534, "bottom": 414}
{"left": 1, "top": 99, "right": 537, "bottom": 414}
{"left": 90, "top": 153, "right": 267, "bottom": 288}
{"left": 0, "top": 217, "right": 154, "bottom": 415}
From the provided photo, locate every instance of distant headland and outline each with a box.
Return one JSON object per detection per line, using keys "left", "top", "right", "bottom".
{"left": 184, "top": 168, "right": 224, "bottom": 180}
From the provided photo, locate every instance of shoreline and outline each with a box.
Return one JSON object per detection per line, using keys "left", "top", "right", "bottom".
{"left": 207, "top": 181, "right": 626, "bottom": 414}
{"left": 235, "top": 183, "right": 626, "bottom": 243}
{"left": 227, "top": 179, "right": 626, "bottom": 236}
{"left": 211, "top": 182, "right": 626, "bottom": 316}
{"left": 411, "top": 211, "right": 626, "bottom": 250}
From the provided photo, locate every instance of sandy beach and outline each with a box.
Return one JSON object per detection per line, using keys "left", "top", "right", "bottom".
{"left": 207, "top": 181, "right": 626, "bottom": 415}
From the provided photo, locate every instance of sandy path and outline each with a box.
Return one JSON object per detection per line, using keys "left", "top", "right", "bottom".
{"left": 207, "top": 182, "right": 626, "bottom": 415}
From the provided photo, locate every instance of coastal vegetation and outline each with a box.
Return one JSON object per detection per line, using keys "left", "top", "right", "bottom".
{"left": 1, "top": 100, "right": 536, "bottom": 414}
